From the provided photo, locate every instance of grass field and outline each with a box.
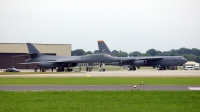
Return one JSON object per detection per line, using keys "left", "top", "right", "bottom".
{"left": 0, "top": 91, "right": 200, "bottom": 112}
{"left": 0, "top": 77, "right": 200, "bottom": 85}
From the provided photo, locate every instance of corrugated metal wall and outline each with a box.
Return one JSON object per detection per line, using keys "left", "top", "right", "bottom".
{"left": 0, "top": 53, "right": 56, "bottom": 69}
{"left": 0, "top": 43, "right": 70, "bottom": 69}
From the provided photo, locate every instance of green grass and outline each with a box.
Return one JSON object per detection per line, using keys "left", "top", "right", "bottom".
{"left": 0, "top": 77, "right": 200, "bottom": 85}
{"left": 0, "top": 91, "right": 200, "bottom": 112}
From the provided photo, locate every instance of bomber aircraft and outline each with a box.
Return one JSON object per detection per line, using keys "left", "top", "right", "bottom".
{"left": 98, "top": 40, "right": 187, "bottom": 71}
{"left": 16, "top": 43, "right": 120, "bottom": 72}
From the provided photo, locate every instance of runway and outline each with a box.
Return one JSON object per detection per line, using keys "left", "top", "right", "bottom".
{"left": 1, "top": 70, "right": 200, "bottom": 91}
{"left": 0, "top": 85, "right": 200, "bottom": 91}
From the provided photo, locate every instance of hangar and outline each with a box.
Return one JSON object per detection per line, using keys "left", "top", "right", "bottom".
{"left": 0, "top": 43, "right": 71, "bottom": 69}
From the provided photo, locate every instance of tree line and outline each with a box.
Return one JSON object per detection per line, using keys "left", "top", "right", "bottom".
{"left": 72, "top": 47, "right": 200, "bottom": 63}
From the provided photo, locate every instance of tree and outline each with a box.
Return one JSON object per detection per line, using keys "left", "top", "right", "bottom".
{"left": 183, "top": 54, "right": 196, "bottom": 61}
{"left": 163, "top": 51, "right": 171, "bottom": 56}
{"left": 118, "top": 51, "right": 128, "bottom": 57}
{"left": 72, "top": 49, "right": 85, "bottom": 56}
{"left": 191, "top": 48, "right": 200, "bottom": 56}
{"left": 146, "top": 49, "right": 157, "bottom": 56}
{"left": 93, "top": 50, "right": 99, "bottom": 54}
{"left": 170, "top": 49, "right": 177, "bottom": 56}
{"left": 141, "top": 53, "right": 151, "bottom": 56}
{"left": 194, "top": 56, "right": 200, "bottom": 63}
{"left": 129, "top": 51, "right": 142, "bottom": 57}
{"left": 86, "top": 51, "right": 92, "bottom": 55}
{"left": 156, "top": 51, "right": 163, "bottom": 56}
{"left": 112, "top": 50, "right": 119, "bottom": 56}
{"left": 177, "top": 47, "right": 192, "bottom": 55}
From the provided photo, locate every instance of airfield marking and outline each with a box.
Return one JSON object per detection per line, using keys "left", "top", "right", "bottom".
{"left": 86, "top": 75, "right": 91, "bottom": 77}
{"left": 188, "top": 87, "right": 200, "bottom": 90}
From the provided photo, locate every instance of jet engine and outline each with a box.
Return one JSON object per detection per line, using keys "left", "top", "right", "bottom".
{"left": 133, "top": 60, "right": 148, "bottom": 66}
{"left": 65, "top": 63, "right": 78, "bottom": 67}
{"left": 37, "top": 62, "right": 59, "bottom": 68}
{"left": 119, "top": 61, "right": 123, "bottom": 64}
{"left": 37, "top": 62, "right": 77, "bottom": 68}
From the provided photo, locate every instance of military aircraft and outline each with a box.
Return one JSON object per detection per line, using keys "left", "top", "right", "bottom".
{"left": 98, "top": 40, "right": 187, "bottom": 71}
{"left": 17, "top": 43, "right": 120, "bottom": 72}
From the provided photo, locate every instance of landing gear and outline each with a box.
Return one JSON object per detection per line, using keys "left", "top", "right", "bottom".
{"left": 99, "top": 69, "right": 105, "bottom": 72}
{"left": 56, "top": 67, "right": 63, "bottom": 72}
{"left": 66, "top": 68, "right": 73, "bottom": 72}
{"left": 56, "top": 67, "right": 73, "bottom": 72}
{"left": 86, "top": 66, "right": 93, "bottom": 72}
{"left": 157, "top": 66, "right": 166, "bottom": 70}
{"left": 127, "top": 66, "right": 136, "bottom": 71}
{"left": 99, "top": 62, "right": 105, "bottom": 72}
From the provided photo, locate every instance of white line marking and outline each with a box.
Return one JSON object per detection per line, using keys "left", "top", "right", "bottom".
{"left": 188, "top": 87, "right": 200, "bottom": 90}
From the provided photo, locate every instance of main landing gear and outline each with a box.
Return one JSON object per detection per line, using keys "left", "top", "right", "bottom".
{"left": 86, "top": 66, "right": 93, "bottom": 72}
{"left": 56, "top": 67, "right": 73, "bottom": 72}
{"left": 99, "top": 62, "right": 105, "bottom": 72}
{"left": 99, "top": 69, "right": 105, "bottom": 72}
{"left": 127, "top": 66, "right": 136, "bottom": 71}
{"left": 157, "top": 66, "right": 166, "bottom": 70}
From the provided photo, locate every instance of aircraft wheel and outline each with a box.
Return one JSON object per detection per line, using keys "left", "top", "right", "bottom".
{"left": 128, "top": 67, "right": 132, "bottom": 71}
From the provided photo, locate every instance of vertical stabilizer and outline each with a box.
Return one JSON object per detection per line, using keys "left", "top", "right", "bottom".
{"left": 98, "top": 40, "right": 112, "bottom": 55}
{"left": 27, "top": 43, "right": 41, "bottom": 54}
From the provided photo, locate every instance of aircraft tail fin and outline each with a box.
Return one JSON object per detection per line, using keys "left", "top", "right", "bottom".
{"left": 26, "top": 43, "right": 43, "bottom": 58}
{"left": 12, "top": 43, "right": 42, "bottom": 58}
{"left": 27, "top": 43, "right": 41, "bottom": 54}
{"left": 98, "top": 40, "right": 112, "bottom": 55}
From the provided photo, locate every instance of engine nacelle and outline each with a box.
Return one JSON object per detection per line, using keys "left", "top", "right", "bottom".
{"left": 65, "top": 63, "right": 78, "bottom": 67}
{"left": 38, "top": 62, "right": 78, "bottom": 68}
{"left": 133, "top": 60, "right": 148, "bottom": 66}
{"left": 37, "top": 62, "right": 59, "bottom": 68}
{"left": 119, "top": 61, "right": 123, "bottom": 65}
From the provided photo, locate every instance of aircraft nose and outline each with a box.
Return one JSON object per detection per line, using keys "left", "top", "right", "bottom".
{"left": 183, "top": 58, "right": 187, "bottom": 63}
{"left": 182, "top": 58, "right": 188, "bottom": 64}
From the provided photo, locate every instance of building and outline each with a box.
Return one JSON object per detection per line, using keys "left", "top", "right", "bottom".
{"left": 0, "top": 43, "right": 71, "bottom": 69}
{"left": 183, "top": 61, "right": 199, "bottom": 67}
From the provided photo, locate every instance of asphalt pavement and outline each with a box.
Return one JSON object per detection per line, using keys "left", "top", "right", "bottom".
{"left": 0, "top": 85, "right": 200, "bottom": 91}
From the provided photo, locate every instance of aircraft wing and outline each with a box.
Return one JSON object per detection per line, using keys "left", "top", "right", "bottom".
{"left": 120, "top": 57, "right": 163, "bottom": 61}
{"left": 19, "top": 60, "right": 58, "bottom": 64}
{"left": 19, "top": 62, "right": 44, "bottom": 64}
{"left": 44, "top": 58, "right": 89, "bottom": 63}
{"left": 137, "top": 57, "right": 163, "bottom": 60}
{"left": 19, "top": 58, "right": 89, "bottom": 64}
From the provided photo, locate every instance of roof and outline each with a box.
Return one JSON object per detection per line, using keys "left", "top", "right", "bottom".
{"left": 184, "top": 61, "right": 199, "bottom": 65}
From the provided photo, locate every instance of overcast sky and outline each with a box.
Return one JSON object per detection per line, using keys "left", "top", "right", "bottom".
{"left": 0, "top": 0, "right": 200, "bottom": 53}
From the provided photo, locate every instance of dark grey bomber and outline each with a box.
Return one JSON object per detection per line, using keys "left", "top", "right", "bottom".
{"left": 98, "top": 40, "right": 187, "bottom": 71}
